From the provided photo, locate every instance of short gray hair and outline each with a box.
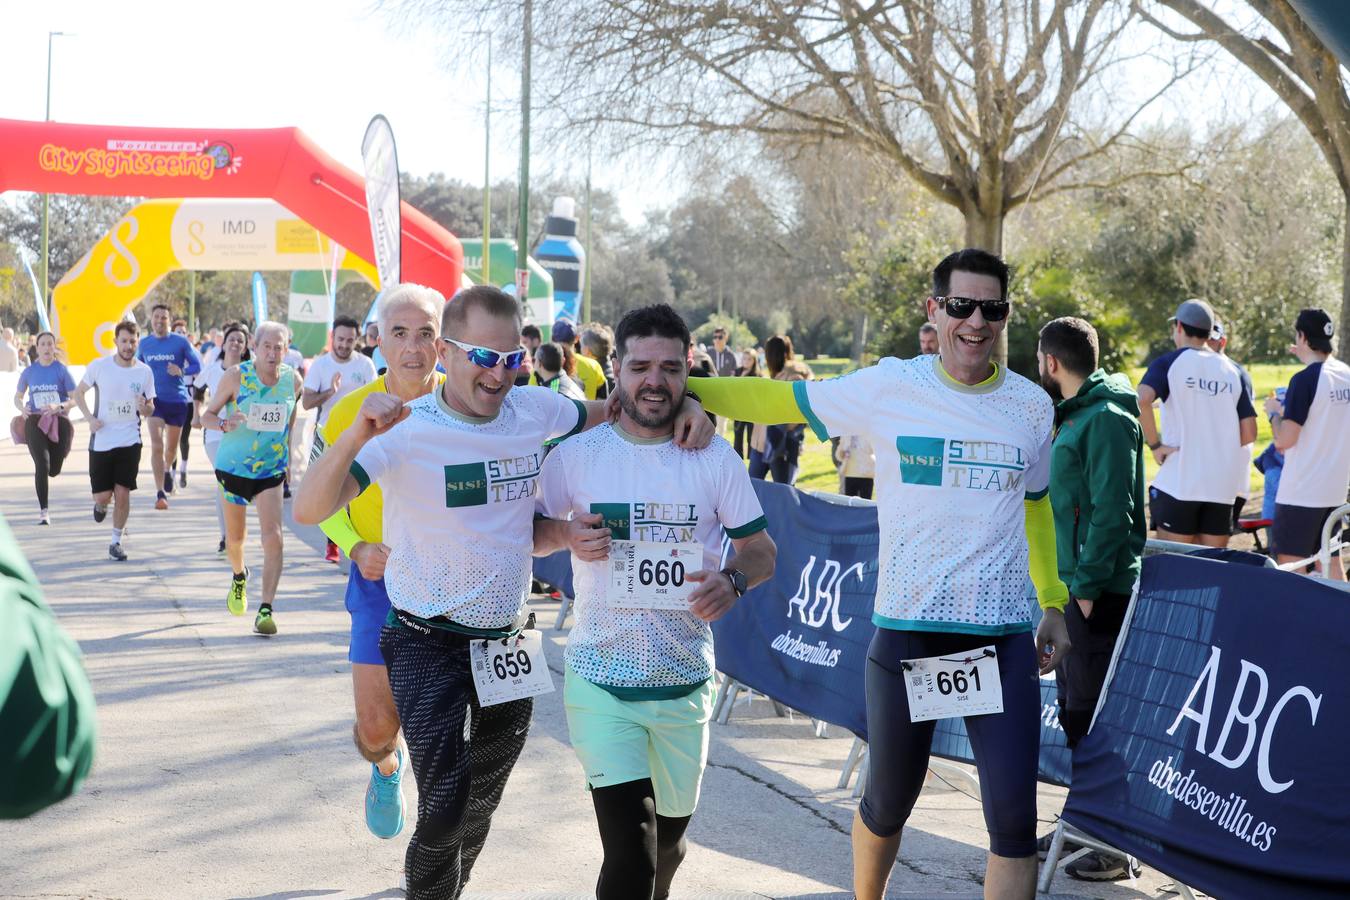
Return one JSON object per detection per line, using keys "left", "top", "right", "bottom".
{"left": 378, "top": 284, "right": 445, "bottom": 332}
{"left": 255, "top": 320, "right": 289, "bottom": 344}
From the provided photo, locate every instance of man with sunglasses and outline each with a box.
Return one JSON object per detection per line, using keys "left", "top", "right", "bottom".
{"left": 295, "top": 284, "right": 714, "bottom": 900}
{"left": 685, "top": 248, "right": 1070, "bottom": 900}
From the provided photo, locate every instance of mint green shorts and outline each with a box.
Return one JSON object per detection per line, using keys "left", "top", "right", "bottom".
{"left": 563, "top": 666, "right": 716, "bottom": 817}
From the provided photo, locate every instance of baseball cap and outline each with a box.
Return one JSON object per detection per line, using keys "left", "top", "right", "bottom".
{"left": 1295, "top": 308, "right": 1334, "bottom": 342}
{"left": 552, "top": 318, "right": 576, "bottom": 343}
{"left": 1169, "top": 299, "right": 1215, "bottom": 333}
{"left": 1210, "top": 321, "right": 1225, "bottom": 341}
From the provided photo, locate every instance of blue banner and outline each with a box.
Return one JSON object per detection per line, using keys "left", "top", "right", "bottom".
{"left": 251, "top": 272, "right": 268, "bottom": 325}
{"left": 1063, "top": 554, "right": 1350, "bottom": 899}
{"left": 19, "top": 253, "right": 51, "bottom": 333}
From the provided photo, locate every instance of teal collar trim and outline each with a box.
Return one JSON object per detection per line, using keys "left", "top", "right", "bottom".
{"left": 436, "top": 386, "right": 498, "bottom": 424}
{"left": 932, "top": 355, "right": 1005, "bottom": 395}
{"left": 793, "top": 380, "right": 830, "bottom": 441}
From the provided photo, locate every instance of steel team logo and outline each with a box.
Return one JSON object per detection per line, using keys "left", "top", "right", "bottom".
{"left": 589, "top": 502, "right": 697, "bottom": 542}
{"left": 895, "top": 435, "right": 1026, "bottom": 492}
{"left": 444, "top": 452, "right": 542, "bottom": 507}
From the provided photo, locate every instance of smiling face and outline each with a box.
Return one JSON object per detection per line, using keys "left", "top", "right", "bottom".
{"left": 616, "top": 334, "right": 688, "bottom": 433}
{"left": 221, "top": 329, "right": 248, "bottom": 366}
{"left": 437, "top": 305, "right": 521, "bottom": 418}
{"left": 35, "top": 333, "right": 56, "bottom": 365}
{"left": 927, "top": 270, "right": 1004, "bottom": 381}
{"left": 379, "top": 301, "right": 440, "bottom": 396}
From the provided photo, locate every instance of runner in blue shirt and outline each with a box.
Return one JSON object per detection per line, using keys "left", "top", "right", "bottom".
{"left": 12, "top": 332, "right": 76, "bottom": 524}
{"left": 137, "top": 304, "right": 201, "bottom": 510}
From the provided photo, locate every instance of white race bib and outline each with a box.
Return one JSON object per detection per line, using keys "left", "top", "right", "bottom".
{"left": 104, "top": 398, "right": 139, "bottom": 423}
{"left": 246, "top": 401, "right": 287, "bottom": 432}
{"left": 609, "top": 540, "right": 703, "bottom": 610}
{"left": 902, "top": 645, "right": 1004, "bottom": 722}
{"left": 30, "top": 390, "right": 60, "bottom": 410}
{"left": 469, "top": 629, "right": 555, "bottom": 707}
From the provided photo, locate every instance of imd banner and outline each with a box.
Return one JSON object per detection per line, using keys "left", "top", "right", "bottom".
{"left": 1063, "top": 555, "right": 1350, "bottom": 899}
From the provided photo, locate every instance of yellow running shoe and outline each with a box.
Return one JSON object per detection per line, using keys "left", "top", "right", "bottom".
{"left": 226, "top": 567, "right": 249, "bottom": 616}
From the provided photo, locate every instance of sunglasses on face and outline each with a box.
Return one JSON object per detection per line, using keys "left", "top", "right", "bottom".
{"left": 935, "top": 296, "right": 1011, "bottom": 322}
{"left": 442, "top": 337, "right": 528, "bottom": 370}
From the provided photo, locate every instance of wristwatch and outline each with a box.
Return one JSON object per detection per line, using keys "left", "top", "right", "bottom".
{"left": 721, "top": 567, "right": 748, "bottom": 598}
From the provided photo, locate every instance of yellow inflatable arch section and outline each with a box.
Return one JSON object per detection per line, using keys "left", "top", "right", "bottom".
{"left": 55, "top": 198, "right": 378, "bottom": 363}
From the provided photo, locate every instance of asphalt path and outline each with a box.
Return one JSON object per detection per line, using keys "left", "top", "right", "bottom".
{"left": 0, "top": 417, "right": 1175, "bottom": 899}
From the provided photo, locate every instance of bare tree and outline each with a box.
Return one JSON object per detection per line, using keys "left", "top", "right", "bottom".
{"left": 391, "top": 1, "right": 1196, "bottom": 251}
{"left": 1139, "top": 0, "right": 1350, "bottom": 361}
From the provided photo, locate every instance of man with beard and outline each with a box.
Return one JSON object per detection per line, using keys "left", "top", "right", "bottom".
{"left": 295, "top": 286, "right": 714, "bottom": 900}
{"left": 304, "top": 315, "right": 378, "bottom": 562}
{"left": 70, "top": 321, "right": 157, "bottom": 561}
{"left": 533, "top": 303, "right": 776, "bottom": 900}
{"left": 1035, "top": 317, "right": 1146, "bottom": 881}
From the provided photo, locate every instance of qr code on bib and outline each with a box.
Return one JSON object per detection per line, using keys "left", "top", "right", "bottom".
{"left": 613, "top": 560, "right": 626, "bottom": 574}
{"left": 910, "top": 675, "right": 924, "bottom": 688}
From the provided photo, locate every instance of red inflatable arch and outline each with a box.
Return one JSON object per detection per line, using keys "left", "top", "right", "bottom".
{"left": 0, "top": 117, "right": 463, "bottom": 297}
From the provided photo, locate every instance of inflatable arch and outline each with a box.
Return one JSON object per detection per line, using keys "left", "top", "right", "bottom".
{"left": 0, "top": 118, "right": 463, "bottom": 362}
{"left": 56, "top": 198, "right": 380, "bottom": 360}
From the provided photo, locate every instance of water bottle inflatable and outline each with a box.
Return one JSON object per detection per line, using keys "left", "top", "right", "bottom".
{"left": 534, "top": 197, "right": 585, "bottom": 324}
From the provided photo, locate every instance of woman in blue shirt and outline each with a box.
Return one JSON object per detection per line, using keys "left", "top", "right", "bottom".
{"left": 11, "top": 333, "right": 76, "bottom": 524}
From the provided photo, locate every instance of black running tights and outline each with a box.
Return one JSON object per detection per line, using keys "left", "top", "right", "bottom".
{"left": 591, "top": 779, "right": 692, "bottom": 900}
{"left": 381, "top": 624, "right": 533, "bottom": 900}
{"left": 25, "top": 415, "right": 73, "bottom": 508}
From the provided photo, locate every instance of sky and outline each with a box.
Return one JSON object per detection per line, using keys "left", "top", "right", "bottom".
{"left": 0, "top": 0, "right": 1287, "bottom": 230}
{"left": 0, "top": 0, "right": 678, "bottom": 223}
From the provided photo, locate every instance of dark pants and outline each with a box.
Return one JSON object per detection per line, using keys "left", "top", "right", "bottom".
{"left": 843, "top": 477, "right": 873, "bottom": 499}
{"left": 1055, "top": 592, "right": 1129, "bottom": 747}
{"left": 25, "top": 415, "right": 73, "bottom": 508}
{"left": 592, "top": 780, "right": 691, "bottom": 900}
{"left": 381, "top": 623, "right": 533, "bottom": 900}
{"left": 733, "top": 421, "right": 751, "bottom": 458}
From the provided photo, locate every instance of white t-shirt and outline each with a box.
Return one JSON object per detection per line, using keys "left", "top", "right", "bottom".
{"left": 81, "top": 356, "right": 156, "bottom": 452}
{"left": 839, "top": 434, "right": 876, "bottom": 479}
{"left": 1276, "top": 358, "right": 1350, "bottom": 509}
{"left": 197, "top": 363, "right": 230, "bottom": 452}
{"left": 353, "top": 385, "right": 586, "bottom": 627}
{"left": 1141, "top": 347, "right": 1257, "bottom": 504}
{"left": 798, "top": 355, "right": 1053, "bottom": 635}
{"left": 536, "top": 424, "right": 767, "bottom": 690}
{"left": 303, "top": 352, "right": 377, "bottom": 426}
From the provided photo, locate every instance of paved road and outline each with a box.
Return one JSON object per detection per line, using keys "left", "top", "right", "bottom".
{"left": 0, "top": 420, "right": 1175, "bottom": 899}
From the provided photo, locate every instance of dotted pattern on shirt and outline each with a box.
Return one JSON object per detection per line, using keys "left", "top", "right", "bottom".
{"left": 383, "top": 389, "right": 556, "bottom": 627}
{"left": 869, "top": 356, "right": 1052, "bottom": 629}
{"left": 554, "top": 425, "right": 739, "bottom": 688}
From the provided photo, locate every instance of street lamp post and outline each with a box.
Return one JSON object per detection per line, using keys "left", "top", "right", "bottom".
{"left": 515, "top": 0, "right": 532, "bottom": 305}
{"left": 39, "top": 31, "right": 68, "bottom": 323}
{"left": 482, "top": 35, "right": 492, "bottom": 283}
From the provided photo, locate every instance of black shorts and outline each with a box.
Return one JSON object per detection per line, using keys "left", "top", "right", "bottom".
{"left": 90, "top": 444, "right": 142, "bottom": 493}
{"left": 215, "top": 469, "right": 285, "bottom": 506}
{"left": 1272, "top": 503, "right": 1344, "bottom": 560}
{"left": 1149, "top": 487, "right": 1232, "bottom": 537}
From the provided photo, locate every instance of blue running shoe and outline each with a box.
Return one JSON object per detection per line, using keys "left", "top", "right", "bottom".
{"left": 365, "top": 746, "right": 406, "bottom": 839}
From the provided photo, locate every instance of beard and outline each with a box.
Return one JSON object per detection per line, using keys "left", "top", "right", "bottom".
{"left": 618, "top": 385, "right": 681, "bottom": 429}
{"left": 1039, "top": 366, "right": 1063, "bottom": 403}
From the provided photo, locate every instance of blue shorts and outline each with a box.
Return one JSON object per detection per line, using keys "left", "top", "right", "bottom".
{"left": 151, "top": 399, "right": 191, "bottom": 428}
{"left": 345, "top": 566, "right": 392, "bottom": 665}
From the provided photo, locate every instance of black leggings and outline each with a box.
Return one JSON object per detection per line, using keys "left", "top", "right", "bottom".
{"left": 177, "top": 418, "right": 192, "bottom": 463}
{"left": 591, "top": 779, "right": 691, "bottom": 900}
{"left": 25, "top": 415, "right": 73, "bottom": 508}
{"left": 380, "top": 623, "right": 532, "bottom": 900}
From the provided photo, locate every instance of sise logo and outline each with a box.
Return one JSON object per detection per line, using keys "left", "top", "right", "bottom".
{"left": 1166, "top": 644, "right": 1321, "bottom": 795}
{"left": 786, "top": 554, "right": 863, "bottom": 632}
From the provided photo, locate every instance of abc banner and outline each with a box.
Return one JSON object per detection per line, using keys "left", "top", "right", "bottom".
{"left": 1063, "top": 555, "right": 1350, "bottom": 899}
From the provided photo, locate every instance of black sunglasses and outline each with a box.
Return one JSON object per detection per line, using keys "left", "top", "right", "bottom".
{"left": 935, "top": 296, "right": 1011, "bottom": 322}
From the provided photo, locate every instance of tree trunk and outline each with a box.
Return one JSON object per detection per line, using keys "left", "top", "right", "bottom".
{"left": 1341, "top": 202, "right": 1350, "bottom": 365}
{"left": 962, "top": 209, "right": 1008, "bottom": 367}
{"left": 851, "top": 311, "right": 869, "bottom": 365}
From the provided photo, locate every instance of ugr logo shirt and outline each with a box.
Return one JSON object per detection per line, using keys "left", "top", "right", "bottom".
{"left": 352, "top": 385, "right": 585, "bottom": 627}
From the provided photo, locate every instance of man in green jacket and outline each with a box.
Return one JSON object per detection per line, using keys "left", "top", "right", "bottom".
{"left": 0, "top": 511, "right": 97, "bottom": 818}
{"left": 1036, "top": 317, "right": 1147, "bottom": 881}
